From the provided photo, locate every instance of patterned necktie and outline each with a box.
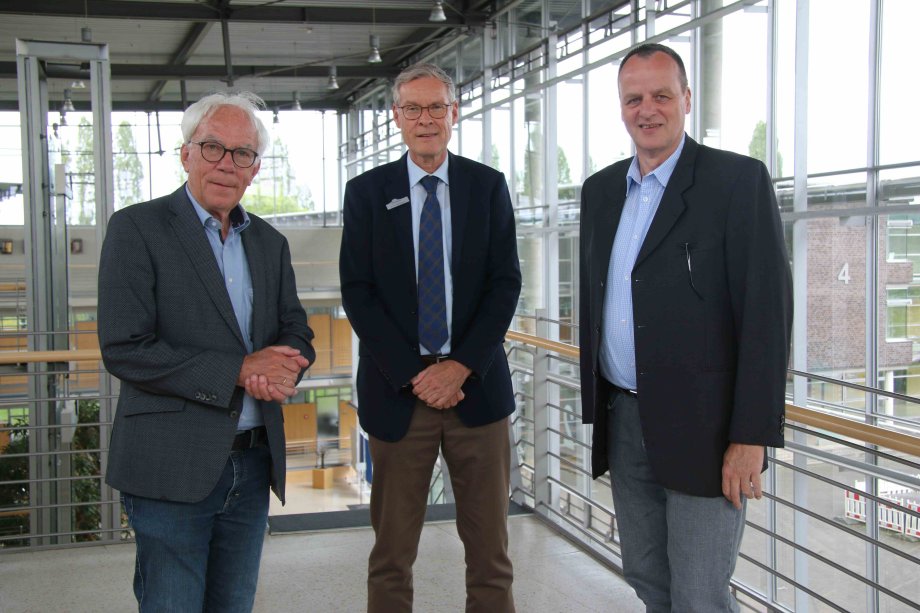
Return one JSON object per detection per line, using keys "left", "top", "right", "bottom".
{"left": 417, "top": 175, "right": 448, "bottom": 355}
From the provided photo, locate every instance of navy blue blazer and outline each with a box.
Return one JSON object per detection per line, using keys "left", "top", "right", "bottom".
{"left": 340, "top": 152, "right": 522, "bottom": 442}
{"left": 579, "top": 137, "right": 793, "bottom": 497}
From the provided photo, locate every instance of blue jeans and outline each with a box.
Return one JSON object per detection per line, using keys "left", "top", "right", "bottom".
{"left": 122, "top": 445, "right": 271, "bottom": 613}
{"left": 607, "top": 392, "right": 745, "bottom": 612}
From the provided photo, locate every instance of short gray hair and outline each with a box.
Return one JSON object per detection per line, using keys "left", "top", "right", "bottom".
{"left": 181, "top": 91, "right": 270, "bottom": 155}
{"left": 392, "top": 62, "right": 456, "bottom": 106}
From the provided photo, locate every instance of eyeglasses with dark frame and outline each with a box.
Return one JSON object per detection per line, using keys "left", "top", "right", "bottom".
{"left": 396, "top": 102, "right": 454, "bottom": 120}
{"left": 190, "top": 140, "right": 259, "bottom": 168}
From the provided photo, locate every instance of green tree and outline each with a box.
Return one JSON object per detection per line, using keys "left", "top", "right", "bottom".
{"left": 748, "top": 120, "right": 783, "bottom": 177}
{"left": 243, "top": 140, "right": 312, "bottom": 217}
{"left": 73, "top": 118, "right": 95, "bottom": 224}
{"left": 113, "top": 121, "right": 144, "bottom": 210}
{"left": 71, "top": 400, "right": 102, "bottom": 542}
{"left": 0, "top": 416, "right": 29, "bottom": 548}
{"left": 558, "top": 147, "right": 579, "bottom": 201}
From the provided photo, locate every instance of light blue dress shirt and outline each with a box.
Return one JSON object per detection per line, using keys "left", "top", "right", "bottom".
{"left": 185, "top": 186, "right": 261, "bottom": 430}
{"left": 599, "top": 136, "right": 686, "bottom": 391}
{"left": 407, "top": 156, "right": 453, "bottom": 355}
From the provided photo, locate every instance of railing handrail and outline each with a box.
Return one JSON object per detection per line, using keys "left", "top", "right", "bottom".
{"left": 0, "top": 349, "right": 101, "bottom": 364}
{"left": 5, "top": 339, "right": 920, "bottom": 457}
{"left": 505, "top": 329, "right": 920, "bottom": 457}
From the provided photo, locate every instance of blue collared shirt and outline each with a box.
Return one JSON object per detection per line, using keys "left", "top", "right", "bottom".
{"left": 185, "top": 185, "right": 261, "bottom": 430}
{"left": 599, "top": 135, "right": 686, "bottom": 390}
{"left": 407, "top": 156, "right": 453, "bottom": 355}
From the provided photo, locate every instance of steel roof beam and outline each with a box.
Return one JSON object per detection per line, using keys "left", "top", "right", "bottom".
{"left": 0, "top": 1, "right": 486, "bottom": 27}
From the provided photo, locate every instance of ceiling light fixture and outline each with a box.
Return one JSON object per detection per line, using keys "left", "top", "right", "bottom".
{"left": 81, "top": 26, "right": 92, "bottom": 42}
{"left": 327, "top": 65, "right": 340, "bottom": 91}
{"left": 272, "top": 109, "right": 279, "bottom": 124}
{"left": 429, "top": 1, "right": 447, "bottom": 22}
{"left": 368, "top": 34, "right": 382, "bottom": 64}
{"left": 61, "top": 89, "right": 76, "bottom": 113}
{"left": 292, "top": 91, "right": 302, "bottom": 111}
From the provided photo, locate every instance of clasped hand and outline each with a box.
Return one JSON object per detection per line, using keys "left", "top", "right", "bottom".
{"left": 238, "top": 345, "right": 311, "bottom": 402}
{"left": 411, "top": 360, "right": 471, "bottom": 410}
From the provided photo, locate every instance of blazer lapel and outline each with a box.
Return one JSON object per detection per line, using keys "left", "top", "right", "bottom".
{"left": 634, "top": 138, "right": 697, "bottom": 267}
{"left": 385, "top": 155, "right": 417, "bottom": 295}
{"left": 592, "top": 166, "right": 627, "bottom": 287}
{"left": 242, "top": 224, "right": 266, "bottom": 349}
{"left": 169, "top": 189, "right": 247, "bottom": 348}
{"left": 446, "top": 152, "right": 468, "bottom": 278}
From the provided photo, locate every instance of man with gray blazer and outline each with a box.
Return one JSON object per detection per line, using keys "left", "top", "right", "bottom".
{"left": 98, "top": 91, "right": 314, "bottom": 613}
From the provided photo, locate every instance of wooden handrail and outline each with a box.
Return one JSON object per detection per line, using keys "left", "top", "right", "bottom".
{"left": 0, "top": 349, "right": 101, "bottom": 365}
{"left": 2, "top": 341, "right": 919, "bottom": 457}
{"left": 506, "top": 330, "right": 579, "bottom": 359}
{"left": 785, "top": 404, "right": 920, "bottom": 457}
{"left": 505, "top": 330, "right": 920, "bottom": 457}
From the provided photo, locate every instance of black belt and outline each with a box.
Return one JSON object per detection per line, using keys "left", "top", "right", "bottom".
{"left": 232, "top": 426, "right": 267, "bottom": 451}
{"left": 420, "top": 354, "right": 450, "bottom": 366}
{"left": 603, "top": 377, "right": 637, "bottom": 398}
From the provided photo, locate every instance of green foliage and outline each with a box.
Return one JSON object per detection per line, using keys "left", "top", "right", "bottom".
{"left": 74, "top": 118, "right": 96, "bottom": 224}
{"left": 71, "top": 400, "right": 101, "bottom": 542}
{"left": 0, "top": 417, "right": 29, "bottom": 547}
{"left": 243, "top": 140, "right": 313, "bottom": 216}
{"left": 0, "top": 400, "right": 104, "bottom": 547}
{"left": 114, "top": 121, "right": 145, "bottom": 209}
{"left": 748, "top": 120, "right": 784, "bottom": 177}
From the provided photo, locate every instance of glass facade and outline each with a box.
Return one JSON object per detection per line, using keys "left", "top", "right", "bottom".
{"left": 2, "top": 1, "right": 920, "bottom": 608}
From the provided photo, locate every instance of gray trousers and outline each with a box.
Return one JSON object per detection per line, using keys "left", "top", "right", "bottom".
{"left": 607, "top": 391, "right": 745, "bottom": 612}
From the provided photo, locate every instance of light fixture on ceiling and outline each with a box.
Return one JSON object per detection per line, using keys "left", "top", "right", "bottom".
{"left": 81, "top": 26, "right": 92, "bottom": 42}
{"left": 292, "top": 91, "right": 302, "bottom": 111}
{"left": 327, "top": 65, "right": 340, "bottom": 91}
{"left": 59, "top": 112, "right": 67, "bottom": 126}
{"left": 61, "top": 89, "right": 76, "bottom": 113}
{"left": 368, "top": 34, "right": 382, "bottom": 64}
{"left": 272, "top": 109, "right": 279, "bottom": 124}
{"left": 70, "top": 80, "right": 86, "bottom": 89}
{"left": 429, "top": 1, "right": 447, "bottom": 22}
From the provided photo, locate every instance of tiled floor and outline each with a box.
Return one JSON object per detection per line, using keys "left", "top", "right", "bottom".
{"left": 0, "top": 514, "right": 643, "bottom": 613}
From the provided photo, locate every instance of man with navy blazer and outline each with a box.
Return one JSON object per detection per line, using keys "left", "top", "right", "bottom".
{"left": 579, "top": 44, "right": 792, "bottom": 610}
{"left": 340, "top": 62, "right": 521, "bottom": 613}
{"left": 98, "top": 92, "right": 314, "bottom": 612}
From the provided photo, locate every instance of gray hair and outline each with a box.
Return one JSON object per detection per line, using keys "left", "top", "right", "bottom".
{"left": 181, "top": 91, "right": 270, "bottom": 155}
{"left": 392, "top": 62, "right": 456, "bottom": 106}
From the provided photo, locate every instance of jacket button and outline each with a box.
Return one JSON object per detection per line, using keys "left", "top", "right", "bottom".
{"left": 595, "top": 326, "right": 600, "bottom": 332}
{"left": 230, "top": 410, "right": 238, "bottom": 418}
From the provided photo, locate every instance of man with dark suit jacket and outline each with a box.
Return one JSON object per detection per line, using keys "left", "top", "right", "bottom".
{"left": 340, "top": 62, "right": 521, "bottom": 613}
{"left": 579, "top": 44, "right": 792, "bottom": 611}
{"left": 98, "top": 91, "right": 314, "bottom": 613}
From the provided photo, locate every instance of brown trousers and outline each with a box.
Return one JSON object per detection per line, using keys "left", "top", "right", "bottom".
{"left": 367, "top": 401, "right": 515, "bottom": 613}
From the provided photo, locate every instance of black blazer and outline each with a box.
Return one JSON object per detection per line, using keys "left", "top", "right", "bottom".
{"left": 98, "top": 186, "right": 315, "bottom": 504}
{"left": 340, "top": 152, "right": 522, "bottom": 441}
{"left": 579, "top": 137, "right": 792, "bottom": 497}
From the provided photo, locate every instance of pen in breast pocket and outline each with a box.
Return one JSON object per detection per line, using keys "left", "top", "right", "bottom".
{"left": 683, "top": 242, "right": 703, "bottom": 300}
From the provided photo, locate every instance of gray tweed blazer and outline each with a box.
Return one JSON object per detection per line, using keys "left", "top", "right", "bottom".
{"left": 98, "top": 185, "right": 314, "bottom": 504}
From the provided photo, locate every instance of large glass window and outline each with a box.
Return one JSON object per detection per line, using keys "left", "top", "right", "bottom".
{"left": 807, "top": 0, "right": 870, "bottom": 174}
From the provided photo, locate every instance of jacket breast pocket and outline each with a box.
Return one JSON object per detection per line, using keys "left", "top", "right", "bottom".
{"left": 119, "top": 391, "right": 187, "bottom": 417}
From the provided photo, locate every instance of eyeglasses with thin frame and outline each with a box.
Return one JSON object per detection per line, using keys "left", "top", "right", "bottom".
{"left": 396, "top": 102, "right": 453, "bottom": 120}
{"left": 189, "top": 140, "right": 259, "bottom": 168}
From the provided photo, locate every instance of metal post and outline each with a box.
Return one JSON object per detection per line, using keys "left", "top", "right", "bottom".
{"left": 791, "top": 2, "right": 811, "bottom": 610}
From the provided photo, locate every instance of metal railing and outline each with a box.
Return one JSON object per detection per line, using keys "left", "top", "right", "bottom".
{"left": 5, "top": 325, "right": 920, "bottom": 611}
{"left": 506, "top": 312, "right": 920, "bottom": 613}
